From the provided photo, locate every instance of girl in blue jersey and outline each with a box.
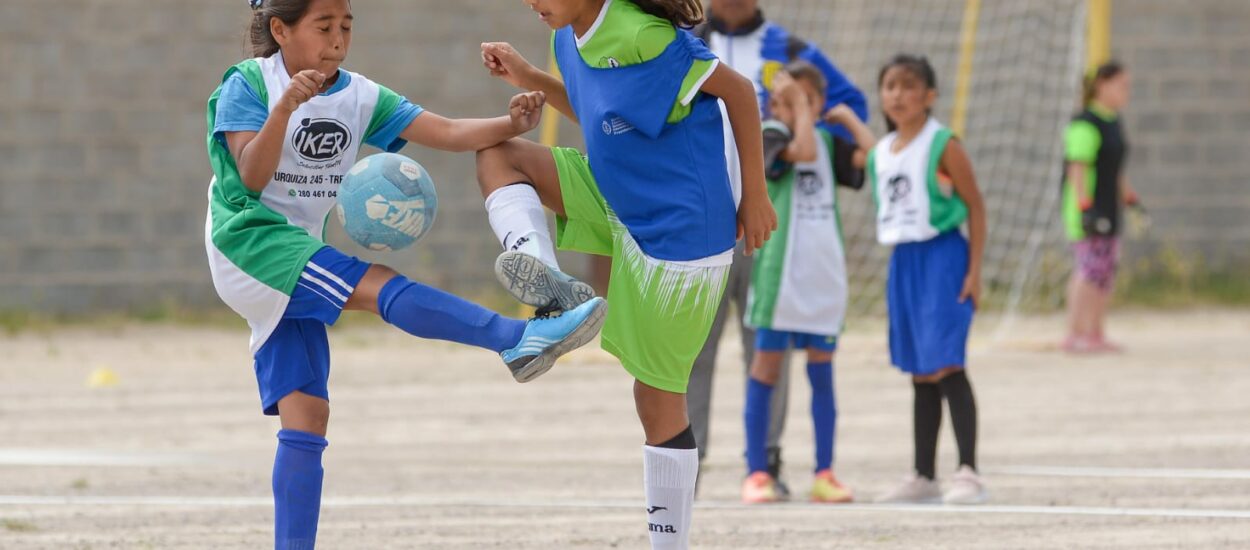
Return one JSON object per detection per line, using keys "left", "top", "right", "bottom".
{"left": 209, "top": 1, "right": 606, "bottom": 547}
{"left": 866, "top": 55, "right": 988, "bottom": 505}
{"left": 474, "top": 1, "right": 775, "bottom": 547}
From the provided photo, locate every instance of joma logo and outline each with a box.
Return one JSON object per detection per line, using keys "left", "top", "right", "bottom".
{"left": 648, "top": 522, "right": 677, "bottom": 534}
{"left": 293, "top": 118, "right": 352, "bottom": 162}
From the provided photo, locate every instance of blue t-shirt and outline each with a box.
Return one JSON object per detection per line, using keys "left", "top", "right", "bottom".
{"left": 213, "top": 70, "right": 423, "bottom": 153}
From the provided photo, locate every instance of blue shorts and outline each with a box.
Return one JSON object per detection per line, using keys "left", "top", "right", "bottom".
{"left": 886, "top": 230, "right": 974, "bottom": 375}
{"left": 755, "top": 328, "right": 838, "bottom": 353}
{"left": 254, "top": 246, "right": 371, "bottom": 416}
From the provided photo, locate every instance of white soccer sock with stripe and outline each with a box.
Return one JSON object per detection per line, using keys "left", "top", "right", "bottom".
{"left": 642, "top": 445, "right": 699, "bottom": 550}
{"left": 485, "top": 184, "right": 560, "bottom": 270}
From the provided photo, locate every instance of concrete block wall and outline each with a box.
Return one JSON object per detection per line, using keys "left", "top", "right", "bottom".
{"left": 0, "top": 0, "right": 555, "bottom": 312}
{"left": 0, "top": 0, "right": 1245, "bottom": 313}
{"left": 1110, "top": 0, "right": 1250, "bottom": 271}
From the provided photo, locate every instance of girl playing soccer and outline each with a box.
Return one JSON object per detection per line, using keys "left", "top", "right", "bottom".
{"left": 866, "top": 55, "right": 988, "bottom": 505}
{"left": 740, "top": 62, "right": 875, "bottom": 505}
{"left": 1062, "top": 61, "right": 1138, "bottom": 353}
{"left": 206, "top": 1, "right": 606, "bottom": 547}
{"left": 475, "top": 0, "right": 775, "bottom": 546}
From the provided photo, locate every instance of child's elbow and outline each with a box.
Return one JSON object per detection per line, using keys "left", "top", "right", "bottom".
{"left": 241, "top": 177, "right": 267, "bottom": 194}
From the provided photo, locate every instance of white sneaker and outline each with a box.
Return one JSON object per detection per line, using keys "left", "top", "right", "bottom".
{"left": 943, "top": 465, "right": 988, "bottom": 505}
{"left": 874, "top": 473, "right": 942, "bottom": 504}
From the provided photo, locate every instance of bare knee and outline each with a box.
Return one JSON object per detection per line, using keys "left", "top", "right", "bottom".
{"left": 633, "top": 380, "right": 689, "bottom": 445}
{"left": 806, "top": 349, "right": 834, "bottom": 364}
{"left": 344, "top": 264, "right": 399, "bottom": 315}
{"left": 278, "top": 391, "right": 330, "bottom": 437}
{"left": 749, "top": 352, "right": 785, "bottom": 385}
{"left": 476, "top": 139, "right": 524, "bottom": 197}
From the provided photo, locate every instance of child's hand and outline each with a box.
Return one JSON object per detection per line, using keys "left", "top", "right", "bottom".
{"left": 278, "top": 70, "right": 326, "bottom": 113}
{"left": 959, "top": 270, "right": 981, "bottom": 310}
{"left": 823, "top": 103, "right": 856, "bottom": 124}
{"left": 737, "top": 192, "right": 778, "bottom": 256}
{"left": 482, "top": 42, "right": 537, "bottom": 90}
{"left": 509, "top": 91, "right": 546, "bottom": 134}
{"left": 770, "top": 71, "right": 801, "bottom": 104}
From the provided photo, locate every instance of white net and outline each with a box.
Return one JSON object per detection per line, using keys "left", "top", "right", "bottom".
{"left": 762, "top": 0, "right": 1087, "bottom": 316}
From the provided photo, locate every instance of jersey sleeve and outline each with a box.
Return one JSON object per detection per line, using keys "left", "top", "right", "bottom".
{"left": 633, "top": 23, "right": 719, "bottom": 106}
{"left": 1065, "top": 120, "right": 1101, "bottom": 164}
{"left": 364, "top": 84, "right": 424, "bottom": 153}
{"left": 830, "top": 134, "right": 865, "bottom": 190}
{"left": 678, "top": 59, "right": 718, "bottom": 106}
{"left": 676, "top": 30, "right": 720, "bottom": 106}
{"left": 212, "top": 72, "right": 269, "bottom": 147}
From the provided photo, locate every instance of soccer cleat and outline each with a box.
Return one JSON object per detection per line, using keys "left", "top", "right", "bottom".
{"left": 942, "top": 465, "right": 988, "bottom": 505}
{"left": 741, "top": 471, "right": 781, "bottom": 504}
{"left": 874, "top": 473, "right": 942, "bottom": 504}
{"left": 810, "top": 470, "right": 854, "bottom": 503}
{"left": 500, "top": 297, "right": 607, "bottom": 383}
{"left": 767, "top": 447, "right": 792, "bottom": 501}
{"left": 495, "top": 251, "right": 596, "bottom": 314}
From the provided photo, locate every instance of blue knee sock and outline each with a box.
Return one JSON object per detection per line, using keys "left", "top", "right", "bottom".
{"left": 273, "top": 429, "right": 328, "bottom": 550}
{"left": 806, "top": 361, "right": 837, "bottom": 472}
{"left": 744, "top": 377, "right": 774, "bottom": 474}
{"left": 377, "top": 276, "right": 525, "bottom": 353}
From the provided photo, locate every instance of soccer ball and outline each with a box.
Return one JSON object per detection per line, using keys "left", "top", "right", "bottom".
{"left": 336, "top": 153, "right": 438, "bottom": 251}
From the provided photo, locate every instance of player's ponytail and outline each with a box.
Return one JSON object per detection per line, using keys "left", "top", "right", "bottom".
{"left": 631, "top": 0, "right": 705, "bottom": 28}
{"left": 248, "top": 0, "right": 314, "bottom": 58}
{"left": 877, "top": 53, "right": 938, "bottom": 133}
{"left": 1082, "top": 60, "right": 1124, "bottom": 108}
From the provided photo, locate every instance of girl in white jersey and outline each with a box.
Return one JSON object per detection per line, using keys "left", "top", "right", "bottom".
{"left": 866, "top": 55, "right": 988, "bottom": 505}
{"left": 740, "top": 63, "right": 875, "bottom": 505}
{"left": 207, "top": 1, "right": 606, "bottom": 547}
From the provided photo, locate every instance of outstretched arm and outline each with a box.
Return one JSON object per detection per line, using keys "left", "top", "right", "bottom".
{"left": 700, "top": 63, "right": 777, "bottom": 255}
{"left": 481, "top": 42, "right": 578, "bottom": 125}
{"left": 399, "top": 91, "right": 546, "bottom": 152}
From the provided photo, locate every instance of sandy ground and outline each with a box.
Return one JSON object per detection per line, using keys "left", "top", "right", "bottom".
{"left": 0, "top": 309, "right": 1248, "bottom": 549}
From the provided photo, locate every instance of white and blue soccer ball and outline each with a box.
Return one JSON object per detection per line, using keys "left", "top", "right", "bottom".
{"left": 336, "top": 153, "right": 438, "bottom": 251}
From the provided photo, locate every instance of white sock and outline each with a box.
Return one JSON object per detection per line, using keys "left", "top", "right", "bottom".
{"left": 642, "top": 445, "right": 699, "bottom": 550}
{"left": 484, "top": 184, "right": 560, "bottom": 270}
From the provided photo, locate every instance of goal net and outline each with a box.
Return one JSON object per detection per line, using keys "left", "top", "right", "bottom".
{"left": 762, "top": 0, "right": 1088, "bottom": 316}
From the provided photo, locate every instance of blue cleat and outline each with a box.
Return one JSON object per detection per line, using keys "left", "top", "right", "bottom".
{"left": 501, "top": 297, "right": 608, "bottom": 383}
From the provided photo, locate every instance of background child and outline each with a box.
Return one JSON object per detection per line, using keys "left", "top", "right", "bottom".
{"left": 474, "top": 0, "right": 775, "bottom": 546}
{"left": 866, "top": 54, "right": 988, "bottom": 505}
{"left": 1062, "top": 61, "right": 1138, "bottom": 353}
{"left": 740, "top": 61, "right": 875, "bottom": 504}
{"left": 207, "top": 1, "right": 606, "bottom": 547}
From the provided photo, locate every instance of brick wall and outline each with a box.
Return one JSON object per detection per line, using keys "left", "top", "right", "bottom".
{"left": 0, "top": 0, "right": 1245, "bottom": 313}
{"left": 0, "top": 0, "right": 556, "bottom": 311}
{"left": 1110, "top": 0, "right": 1250, "bottom": 270}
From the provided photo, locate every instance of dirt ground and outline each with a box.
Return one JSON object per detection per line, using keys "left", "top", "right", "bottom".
{"left": 1, "top": 309, "right": 1248, "bottom": 549}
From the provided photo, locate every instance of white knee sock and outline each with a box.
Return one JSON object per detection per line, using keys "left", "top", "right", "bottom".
{"left": 484, "top": 184, "right": 560, "bottom": 270}
{"left": 642, "top": 445, "right": 699, "bottom": 550}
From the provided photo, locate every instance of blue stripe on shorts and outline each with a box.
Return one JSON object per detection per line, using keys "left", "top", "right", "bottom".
{"left": 254, "top": 246, "right": 372, "bottom": 415}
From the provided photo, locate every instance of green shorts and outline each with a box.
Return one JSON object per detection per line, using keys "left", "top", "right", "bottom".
{"left": 551, "top": 147, "right": 730, "bottom": 394}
